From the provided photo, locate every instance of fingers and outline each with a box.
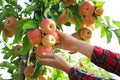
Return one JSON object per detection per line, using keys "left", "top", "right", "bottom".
{"left": 36, "top": 55, "right": 54, "bottom": 65}
{"left": 56, "top": 30, "right": 66, "bottom": 38}
{"left": 55, "top": 42, "right": 65, "bottom": 49}
{"left": 43, "top": 52, "right": 54, "bottom": 58}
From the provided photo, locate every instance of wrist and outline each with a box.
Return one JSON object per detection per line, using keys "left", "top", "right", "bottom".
{"left": 61, "top": 64, "right": 72, "bottom": 74}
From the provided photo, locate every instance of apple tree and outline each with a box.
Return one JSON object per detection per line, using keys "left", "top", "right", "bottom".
{"left": 0, "top": 0, "right": 120, "bottom": 80}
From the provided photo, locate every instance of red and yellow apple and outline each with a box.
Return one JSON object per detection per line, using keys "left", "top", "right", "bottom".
{"left": 36, "top": 45, "right": 53, "bottom": 58}
{"left": 79, "top": 1, "right": 95, "bottom": 16}
{"left": 95, "top": 7, "right": 104, "bottom": 16}
{"left": 82, "top": 15, "right": 95, "bottom": 26}
{"left": 27, "top": 28, "right": 42, "bottom": 46}
{"left": 24, "top": 66, "right": 34, "bottom": 77}
{"left": 42, "top": 34, "right": 56, "bottom": 47}
{"left": 62, "top": 0, "right": 76, "bottom": 7}
{"left": 79, "top": 27, "right": 92, "bottom": 40}
{"left": 49, "top": 31, "right": 59, "bottom": 43}
{"left": 4, "top": 16, "right": 18, "bottom": 33}
{"left": 79, "top": 21, "right": 86, "bottom": 28}
{"left": 58, "top": 9, "right": 68, "bottom": 24}
{"left": 40, "top": 18, "right": 56, "bottom": 34}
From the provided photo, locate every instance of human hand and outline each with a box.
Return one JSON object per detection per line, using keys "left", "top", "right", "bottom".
{"left": 55, "top": 30, "right": 80, "bottom": 52}
{"left": 36, "top": 53, "right": 72, "bottom": 74}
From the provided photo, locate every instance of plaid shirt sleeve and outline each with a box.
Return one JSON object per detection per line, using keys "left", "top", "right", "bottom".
{"left": 68, "top": 46, "right": 120, "bottom": 80}
{"left": 91, "top": 46, "right": 120, "bottom": 76}
{"left": 68, "top": 67, "right": 116, "bottom": 80}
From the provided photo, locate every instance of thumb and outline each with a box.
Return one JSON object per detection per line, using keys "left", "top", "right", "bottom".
{"left": 55, "top": 42, "right": 63, "bottom": 49}
{"left": 56, "top": 30, "right": 65, "bottom": 38}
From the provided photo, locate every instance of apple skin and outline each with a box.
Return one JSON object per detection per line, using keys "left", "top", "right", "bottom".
{"left": 2, "top": 28, "right": 15, "bottom": 37}
{"left": 36, "top": 45, "right": 52, "bottom": 58}
{"left": 39, "top": 74, "right": 46, "bottom": 80}
{"left": 62, "top": 0, "right": 76, "bottom": 7}
{"left": 42, "top": 34, "right": 56, "bottom": 47}
{"left": 4, "top": 16, "right": 18, "bottom": 33}
{"left": 79, "top": 21, "right": 86, "bottom": 28}
{"left": 49, "top": 31, "right": 59, "bottom": 43}
{"left": 95, "top": 7, "right": 104, "bottom": 16}
{"left": 12, "top": 44, "right": 22, "bottom": 56}
{"left": 79, "top": 1, "right": 95, "bottom": 16}
{"left": 79, "top": 27, "right": 92, "bottom": 40}
{"left": 69, "top": 15, "right": 75, "bottom": 24}
{"left": 27, "top": 28, "right": 42, "bottom": 46}
{"left": 58, "top": 9, "right": 68, "bottom": 24}
{"left": 40, "top": 18, "right": 56, "bottom": 34}
{"left": 82, "top": 15, "right": 95, "bottom": 26}
{"left": 24, "top": 66, "right": 34, "bottom": 77}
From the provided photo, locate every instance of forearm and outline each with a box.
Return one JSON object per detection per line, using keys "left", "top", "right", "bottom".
{"left": 73, "top": 39, "right": 94, "bottom": 59}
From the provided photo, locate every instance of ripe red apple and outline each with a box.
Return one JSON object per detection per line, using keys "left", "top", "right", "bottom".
{"left": 49, "top": 31, "right": 59, "bottom": 43}
{"left": 58, "top": 9, "right": 68, "bottom": 24}
{"left": 36, "top": 45, "right": 52, "bottom": 58}
{"left": 42, "top": 34, "right": 56, "bottom": 47}
{"left": 62, "top": 0, "right": 76, "bottom": 7}
{"left": 40, "top": 18, "right": 56, "bottom": 34}
{"left": 4, "top": 16, "right": 18, "bottom": 33}
{"left": 27, "top": 28, "right": 42, "bottom": 46}
{"left": 95, "top": 7, "right": 104, "bottom": 16}
{"left": 79, "top": 1, "right": 95, "bottom": 16}
{"left": 79, "top": 27, "right": 92, "bottom": 40}
{"left": 79, "top": 21, "right": 86, "bottom": 28}
{"left": 24, "top": 66, "right": 34, "bottom": 77}
{"left": 82, "top": 15, "right": 95, "bottom": 26}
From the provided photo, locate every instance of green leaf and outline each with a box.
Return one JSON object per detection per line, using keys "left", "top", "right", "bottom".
{"left": 44, "top": 4, "right": 52, "bottom": 18}
{"left": 0, "top": 0, "right": 3, "bottom": 5}
{"left": 113, "top": 29, "right": 120, "bottom": 44}
{"left": 31, "top": 62, "right": 42, "bottom": 78}
{"left": 104, "top": 16, "right": 111, "bottom": 26}
{"left": 43, "top": 0, "right": 48, "bottom": 7}
{"left": 95, "top": 17, "right": 104, "bottom": 28}
{"left": 112, "top": 20, "right": 120, "bottom": 29}
{"left": 100, "top": 24, "right": 106, "bottom": 38}
{"left": 3, "top": 51, "right": 13, "bottom": 59}
{"left": 20, "top": 35, "right": 32, "bottom": 55}
{"left": 95, "top": 1, "right": 105, "bottom": 7}
{"left": 22, "top": 20, "right": 39, "bottom": 30}
{"left": 13, "top": 19, "right": 28, "bottom": 43}
{"left": 105, "top": 29, "right": 112, "bottom": 43}
{"left": 0, "top": 61, "right": 16, "bottom": 70}
{"left": 26, "top": 4, "right": 39, "bottom": 12}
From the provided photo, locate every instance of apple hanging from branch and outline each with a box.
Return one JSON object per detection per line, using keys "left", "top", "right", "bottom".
{"left": 36, "top": 45, "right": 53, "bottom": 58}
{"left": 79, "top": 1, "right": 95, "bottom": 16}
{"left": 42, "top": 34, "right": 56, "bottom": 47}
{"left": 4, "top": 16, "right": 18, "bottom": 34}
{"left": 40, "top": 18, "right": 57, "bottom": 34}
{"left": 27, "top": 28, "right": 42, "bottom": 46}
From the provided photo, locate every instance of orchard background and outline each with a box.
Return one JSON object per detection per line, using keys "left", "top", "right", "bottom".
{"left": 0, "top": 0, "right": 120, "bottom": 80}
